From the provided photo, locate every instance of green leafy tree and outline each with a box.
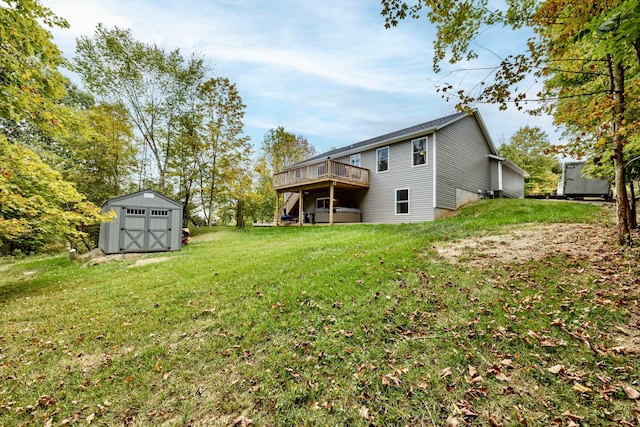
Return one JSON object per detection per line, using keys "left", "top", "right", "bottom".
{"left": 498, "top": 127, "right": 561, "bottom": 196}
{"left": 380, "top": 0, "right": 638, "bottom": 244}
{"left": 0, "top": 0, "right": 69, "bottom": 135}
{"left": 62, "top": 102, "right": 138, "bottom": 204}
{"left": 254, "top": 127, "right": 315, "bottom": 221}
{"left": 0, "top": 136, "right": 112, "bottom": 254}
{"left": 74, "top": 25, "right": 205, "bottom": 192}
{"left": 0, "top": 1, "right": 111, "bottom": 253}
{"left": 536, "top": 1, "right": 638, "bottom": 240}
{"left": 260, "top": 126, "right": 315, "bottom": 173}
{"left": 170, "top": 108, "right": 202, "bottom": 226}
{"left": 247, "top": 157, "right": 278, "bottom": 223}
{"left": 195, "top": 77, "right": 251, "bottom": 226}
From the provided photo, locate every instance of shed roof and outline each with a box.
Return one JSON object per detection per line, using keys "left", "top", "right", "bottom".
{"left": 101, "top": 189, "right": 182, "bottom": 208}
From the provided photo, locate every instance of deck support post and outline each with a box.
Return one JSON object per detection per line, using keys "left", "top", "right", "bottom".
{"left": 275, "top": 191, "right": 280, "bottom": 227}
{"left": 329, "top": 183, "right": 335, "bottom": 225}
{"left": 298, "top": 190, "right": 303, "bottom": 226}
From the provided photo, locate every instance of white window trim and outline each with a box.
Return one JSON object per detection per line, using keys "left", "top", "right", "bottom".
{"left": 350, "top": 153, "right": 361, "bottom": 167}
{"left": 395, "top": 188, "right": 410, "bottom": 215}
{"left": 411, "top": 137, "right": 428, "bottom": 167}
{"left": 377, "top": 146, "right": 389, "bottom": 173}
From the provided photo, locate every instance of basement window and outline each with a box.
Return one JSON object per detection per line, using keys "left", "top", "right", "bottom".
{"left": 396, "top": 189, "right": 409, "bottom": 215}
{"left": 316, "top": 197, "right": 334, "bottom": 209}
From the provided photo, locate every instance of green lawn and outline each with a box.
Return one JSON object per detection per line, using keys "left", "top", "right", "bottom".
{"left": 1, "top": 199, "right": 638, "bottom": 426}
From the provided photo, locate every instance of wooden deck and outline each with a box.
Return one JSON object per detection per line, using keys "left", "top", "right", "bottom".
{"left": 273, "top": 160, "right": 370, "bottom": 191}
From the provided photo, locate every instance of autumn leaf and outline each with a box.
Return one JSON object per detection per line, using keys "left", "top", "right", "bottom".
{"left": 500, "top": 359, "right": 514, "bottom": 369}
{"left": 527, "top": 330, "right": 542, "bottom": 340}
{"left": 381, "top": 373, "right": 401, "bottom": 387}
{"left": 572, "top": 384, "right": 592, "bottom": 394}
{"left": 445, "top": 416, "right": 460, "bottom": 427}
{"left": 441, "top": 367, "right": 453, "bottom": 378}
{"left": 561, "top": 410, "right": 584, "bottom": 421}
{"left": 285, "top": 367, "right": 300, "bottom": 379}
{"left": 232, "top": 415, "right": 253, "bottom": 426}
{"left": 85, "top": 413, "right": 95, "bottom": 425}
{"left": 547, "top": 364, "right": 564, "bottom": 374}
{"left": 358, "top": 406, "right": 370, "bottom": 420}
{"left": 486, "top": 412, "right": 502, "bottom": 427}
{"left": 599, "top": 384, "right": 618, "bottom": 402}
{"left": 495, "top": 372, "right": 509, "bottom": 382}
{"left": 621, "top": 383, "right": 640, "bottom": 399}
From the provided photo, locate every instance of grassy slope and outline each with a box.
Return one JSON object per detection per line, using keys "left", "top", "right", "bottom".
{"left": 0, "top": 199, "right": 638, "bottom": 426}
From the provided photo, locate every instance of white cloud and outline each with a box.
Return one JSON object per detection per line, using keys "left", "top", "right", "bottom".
{"left": 45, "top": 0, "right": 558, "bottom": 153}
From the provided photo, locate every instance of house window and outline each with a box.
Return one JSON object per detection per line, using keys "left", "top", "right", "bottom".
{"left": 316, "top": 197, "right": 332, "bottom": 209}
{"left": 377, "top": 147, "right": 389, "bottom": 172}
{"left": 412, "top": 138, "right": 427, "bottom": 166}
{"left": 396, "top": 189, "right": 409, "bottom": 215}
{"left": 350, "top": 153, "right": 361, "bottom": 167}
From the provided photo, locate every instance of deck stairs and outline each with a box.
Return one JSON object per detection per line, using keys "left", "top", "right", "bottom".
{"left": 282, "top": 192, "right": 300, "bottom": 217}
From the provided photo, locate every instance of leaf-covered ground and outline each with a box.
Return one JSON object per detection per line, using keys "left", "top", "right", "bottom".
{"left": 0, "top": 199, "right": 638, "bottom": 426}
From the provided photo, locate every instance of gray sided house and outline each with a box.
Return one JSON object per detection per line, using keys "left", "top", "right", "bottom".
{"left": 273, "top": 110, "right": 527, "bottom": 225}
{"left": 99, "top": 190, "right": 183, "bottom": 254}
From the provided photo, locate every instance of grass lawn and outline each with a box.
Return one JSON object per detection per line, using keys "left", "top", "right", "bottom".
{"left": 1, "top": 199, "right": 639, "bottom": 426}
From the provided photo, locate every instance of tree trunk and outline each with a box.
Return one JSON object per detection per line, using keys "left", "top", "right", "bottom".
{"left": 612, "top": 61, "right": 632, "bottom": 245}
{"left": 630, "top": 180, "right": 637, "bottom": 229}
{"left": 236, "top": 199, "right": 245, "bottom": 228}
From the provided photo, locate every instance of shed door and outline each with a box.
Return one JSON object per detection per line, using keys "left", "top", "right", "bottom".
{"left": 120, "top": 208, "right": 172, "bottom": 252}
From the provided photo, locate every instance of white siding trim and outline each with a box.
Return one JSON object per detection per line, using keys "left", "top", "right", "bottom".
{"left": 432, "top": 133, "right": 437, "bottom": 208}
{"left": 498, "top": 160, "right": 503, "bottom": 191}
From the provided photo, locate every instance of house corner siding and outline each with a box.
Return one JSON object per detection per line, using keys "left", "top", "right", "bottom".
{"left": 502, "top": 166, "right": 526, "bottom": 198}
{"left": 435, "top": 115, "right": 493, "bottom": 210}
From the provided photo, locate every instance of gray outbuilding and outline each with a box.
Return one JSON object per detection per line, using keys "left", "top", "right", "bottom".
{"left": 99, "top": 189, "right": 183, "bottom": 254}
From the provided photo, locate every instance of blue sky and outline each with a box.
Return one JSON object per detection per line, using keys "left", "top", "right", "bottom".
{"left": 46, "top": 0, "right": 558, "bottom": 156}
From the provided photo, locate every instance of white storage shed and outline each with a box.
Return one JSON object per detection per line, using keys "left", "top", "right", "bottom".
{"left": 99, "top": 190, "right": 183, "bottom": 254}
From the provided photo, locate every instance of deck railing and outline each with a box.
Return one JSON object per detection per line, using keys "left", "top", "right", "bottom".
{"left": 273, "top": 160, "right": 370, "bottom": 189}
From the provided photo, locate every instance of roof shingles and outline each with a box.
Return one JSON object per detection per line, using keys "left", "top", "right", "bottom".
{"left": 298, "top": 111, "right": 469, "bottom": 166}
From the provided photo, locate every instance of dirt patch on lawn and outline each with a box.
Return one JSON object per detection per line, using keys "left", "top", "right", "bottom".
{"left": 128, "top": 256, "right": 172, "bottom": 268}
{"left": 78, "top": 249, "right": 172, "bottom": 267}
{"left": 436, "top": 221, "right": 640, "bottom": 357}
{"left": 434, "top": 222, "right": 616, "bottom": 267}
